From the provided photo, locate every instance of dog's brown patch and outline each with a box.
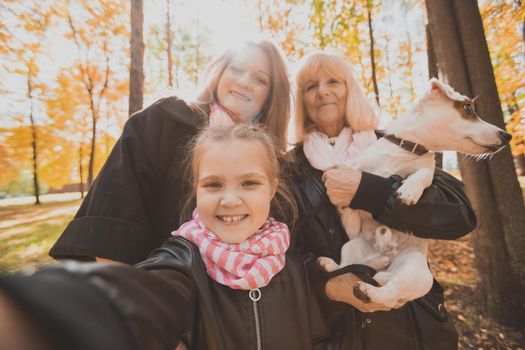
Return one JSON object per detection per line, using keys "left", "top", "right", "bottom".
{"left": 453, "top": 100, "right": 479, "bottom": 121}
{"left": 353, "top": 283, "right": 371, "bottom": 303}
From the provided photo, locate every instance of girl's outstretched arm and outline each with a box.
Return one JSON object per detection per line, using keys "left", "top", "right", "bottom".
{"left": 0, "top": 248, "right": 196, "bottom": 350}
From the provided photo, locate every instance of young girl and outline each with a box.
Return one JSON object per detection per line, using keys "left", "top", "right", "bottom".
{"left": 0, "top": 125, "right": 328, "bottom": 350}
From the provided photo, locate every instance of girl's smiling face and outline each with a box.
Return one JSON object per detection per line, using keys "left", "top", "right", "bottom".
{"left": 195, "top": 139, "right": 277, "bottom": 243}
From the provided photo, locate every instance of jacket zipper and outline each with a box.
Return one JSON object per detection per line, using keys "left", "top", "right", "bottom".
{"left": 249, "top": 288, "right": 262, "bottom": 350}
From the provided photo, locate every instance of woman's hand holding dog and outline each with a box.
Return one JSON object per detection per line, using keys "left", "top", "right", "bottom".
{"left": 325, "top": 273, "right": 393, "bottom": 312}
{"left": 322, "top": 165, "right": 362, "bottom": 207}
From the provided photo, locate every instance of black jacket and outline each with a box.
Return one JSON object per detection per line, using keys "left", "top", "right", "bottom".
{"left": 3, "top": 237, "right": 332, "bottom": 350}
{"left": 50, "top": 97, "right": 204, "bottom": 264}
{"left": 286, "top": 146, "right": 477, "bottom": 350}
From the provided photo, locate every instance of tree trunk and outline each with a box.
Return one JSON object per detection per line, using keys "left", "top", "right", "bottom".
{"left": 166, "top": 0, "right": 173, "bottom": 89}
{"left": 426, "top": 0, "right": 525, "bottom": 326}
{"left": 425, "top": 24, "right": 442, "bottom": 169}
{"left": 27, "top": 72, "right": 40, "bottom": 205}
{"left": 87, "top": 96, "right": 97, "bottom": 188}
{"left": 78, "top": 143, "right": 84, "bottom": 199}
{"left": 129, "top": 0, "right": 144, "bottom": 116}
{"left": 366, "top": 0, "right": 380, "bottom": 107}
{"left": 195, "top": 42, "right": 200, "bottom": 85}
{"left": 404, "top": 28, "right": 415, "bottom": 103}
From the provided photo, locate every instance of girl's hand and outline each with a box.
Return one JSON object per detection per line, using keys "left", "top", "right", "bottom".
{"left": 322, "top": 165, "right": 362, "bottom": 207}
{"left": 0, "top": 290, "right": 52, "bottom": 350}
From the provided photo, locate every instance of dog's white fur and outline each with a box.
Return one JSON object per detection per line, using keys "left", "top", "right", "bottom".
{"left": 319, "top": 78, "right": 510, "bottom": 308}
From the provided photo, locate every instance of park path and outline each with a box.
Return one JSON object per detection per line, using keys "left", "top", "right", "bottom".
{"left": 0, "top": 204, "right": 79, "bottom": 230}
{"left": 0, "top": 192, "right": 82, "bottom": 207}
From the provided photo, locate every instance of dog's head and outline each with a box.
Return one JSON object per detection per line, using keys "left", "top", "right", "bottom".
{"left": 411, "top": 78, "right": 511, "bottom": 155}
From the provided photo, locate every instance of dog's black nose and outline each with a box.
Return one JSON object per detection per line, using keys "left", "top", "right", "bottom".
{"left": 499, "top": 131, "right": 512, "bottom": 144}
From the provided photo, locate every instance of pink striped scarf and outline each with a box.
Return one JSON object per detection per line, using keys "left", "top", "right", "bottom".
{"left": 172, "top": 210, "right": 290, "bottom": 290}
{"left": 209, "top": 103, "right": 235, "bottom": 127}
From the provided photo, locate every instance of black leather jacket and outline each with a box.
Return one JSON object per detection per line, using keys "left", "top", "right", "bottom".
{"left": 286, "top": 146, "right": 477, "bottom": 350}
{"left": 1, "top": 237, "right": 332, "bottom": 350}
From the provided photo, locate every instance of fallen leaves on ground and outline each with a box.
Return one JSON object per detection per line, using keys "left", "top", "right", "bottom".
{"left": 429, "top": 237, "right": 524, "bottom": 349}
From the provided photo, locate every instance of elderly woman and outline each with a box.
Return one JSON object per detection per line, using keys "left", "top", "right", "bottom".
{"left": 288, "top": 52, "right": 476, "bottom": 349}
{"left": 49, "top": 39, "right": 291, "bottom": 265}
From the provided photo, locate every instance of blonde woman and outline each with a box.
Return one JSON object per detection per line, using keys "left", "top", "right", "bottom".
{"left": 50, "top": 40, "right": 291, "bottom": 265}
{"left": 288, "top": 52, "right": 476, "bottom": 350}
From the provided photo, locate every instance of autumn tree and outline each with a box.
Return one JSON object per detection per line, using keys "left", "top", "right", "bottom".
{"left": 0, "top": 0, "right": 16, "bottom": 60}
{"left": 480, "top": 1, "right": 525, "bottom": 175}
{"left": 25, "top": 57, "right": 42, "bottom": 203}
{"left": 254, "top": 0, "right": 308, "bottom": 60}
{"left": 129, "top": 0, "right": 144, "bottom": 116}
{"left": 0, "top": 1, "right": 53, "bottom": 203}
{"left": 427, "top": 0, "right": 525, "bottom": 326}
{"left": 147, "top": 16, "right": 212, "bottom": 92}
{"left": 44, "top": 68, "right": 90, "bottom": 196}
{"left": 0, "top": 135, "right": 18, "bottom": 187}
{"left": 165, "top": 0, "right": 174, "bottom": 89}
{"left": 59, "top": 0, "right": 129, "bottom": 187}
{"left": 366, "top": 0, "right": 380, "bottom": 106}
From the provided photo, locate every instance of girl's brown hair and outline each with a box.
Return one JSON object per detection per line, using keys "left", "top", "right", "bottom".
{"left": 181, "top": 124, "right": 297, "bottom": 227}
{"left": 190, "top": 40, "right": 291, "bottom": 152}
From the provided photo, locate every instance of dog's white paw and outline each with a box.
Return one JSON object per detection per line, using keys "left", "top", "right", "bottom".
{"left": 373, "top": 271, "right": 395, "bottom": 286}
{"left": 396, "top": 182, "right": 424, "bottom": 205}
{"left": 317, "top": 257, "right": 339, "bottom": 272}
{"left": 354, "top": 282, "right": 399, "bottom": 308}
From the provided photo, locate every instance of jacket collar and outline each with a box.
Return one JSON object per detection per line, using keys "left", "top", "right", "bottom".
{"left": 154, "top": 96, "right": 206, "bottom": 129}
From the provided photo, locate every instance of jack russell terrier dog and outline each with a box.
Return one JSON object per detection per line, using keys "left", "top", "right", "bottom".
{"left": 318, "top": 78, "right": 511, "bottom": 308}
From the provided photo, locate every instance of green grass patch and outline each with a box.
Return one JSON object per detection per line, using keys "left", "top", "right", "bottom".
{"left": 0, "top": 214, "right": 73, "bottom": 274}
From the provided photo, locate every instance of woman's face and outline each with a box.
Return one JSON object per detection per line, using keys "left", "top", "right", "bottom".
{"left": 303, "top": 70, "right": 347, "bottom": 137}
{"left": 216, "top": 47, "right": 271, "bottom": 124}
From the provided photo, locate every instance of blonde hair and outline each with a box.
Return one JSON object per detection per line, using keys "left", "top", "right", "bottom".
{"left": 294, "top": 52, "right": 378, "bottom": 143}
{"left": 190, "top": 40, "right": 291, "bottom": 152}
{"left": 181, "top": 124, "right": 297, "bottom": 226}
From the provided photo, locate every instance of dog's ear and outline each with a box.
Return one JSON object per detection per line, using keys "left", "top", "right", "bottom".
{"left": 428, "top": 78, "right": 446, "bottom": 100}
{"left": 430, "top": 78, "right": 444, "bottom": 94}
{"left": 429, "top": 78, "right": 465, "bottom": 102}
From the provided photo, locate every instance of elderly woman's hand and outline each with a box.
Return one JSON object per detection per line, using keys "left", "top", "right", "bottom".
{"left": 325, "top": 273, "right": 393, "bottom": 312}
{"left": 322, "top": 165, "right": 362, "bottom": 207}
{"left": 324, "top": 255, "right": 394, "bottom": 312}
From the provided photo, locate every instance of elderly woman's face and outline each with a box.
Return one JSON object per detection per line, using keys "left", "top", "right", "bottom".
{"left": 217, "top": 47, "right": 271, "bottom": 124}
{"left": 303, "top": 70, "right": 347, "bottom": 137}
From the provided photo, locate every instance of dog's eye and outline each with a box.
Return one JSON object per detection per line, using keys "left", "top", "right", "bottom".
{"left": 463, "top": 104, "right": 475, "bottom": 115}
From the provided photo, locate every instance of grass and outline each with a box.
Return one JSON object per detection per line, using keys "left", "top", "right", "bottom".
{"left": 0, "top": 200, "right": 80, "bottom": 273}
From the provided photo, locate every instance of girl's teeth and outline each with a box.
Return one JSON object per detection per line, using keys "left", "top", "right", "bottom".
{"left": 219, "top": 215, "right": 246, "bottom": 223}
